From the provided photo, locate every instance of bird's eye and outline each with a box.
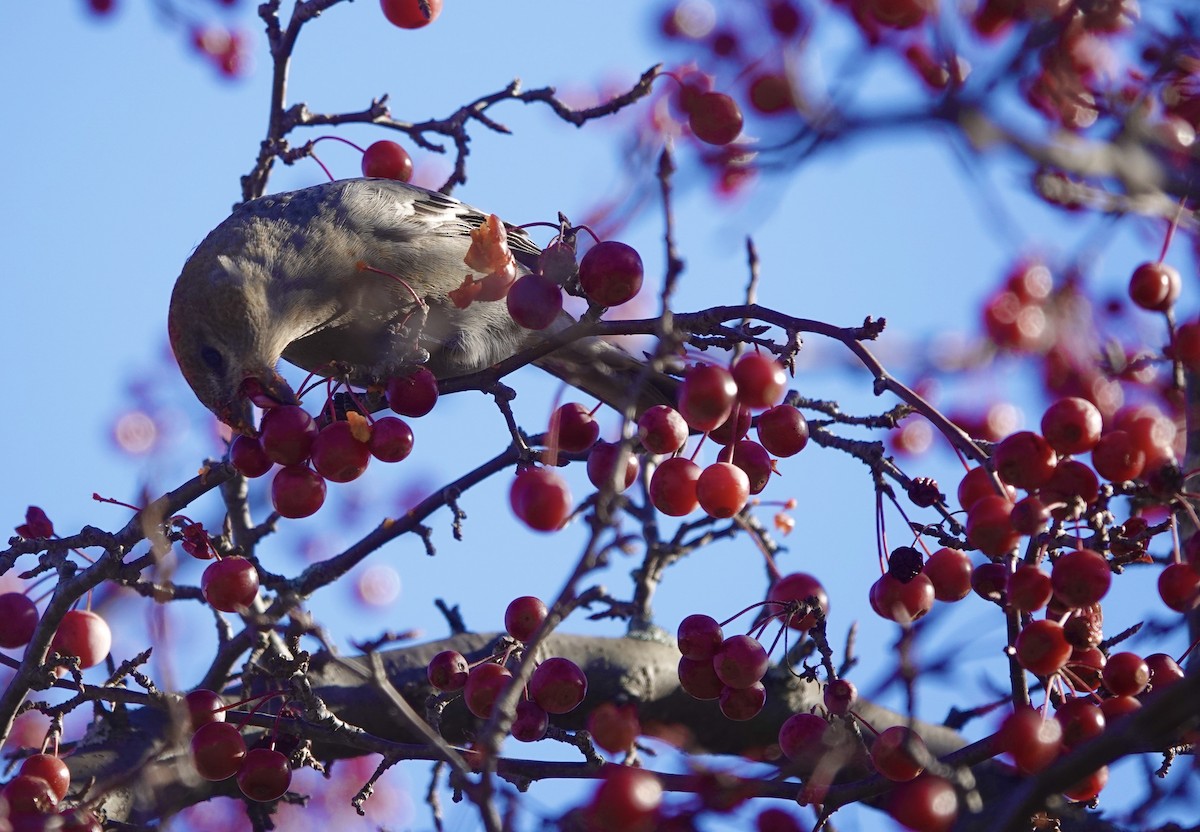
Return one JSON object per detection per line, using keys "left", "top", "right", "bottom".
{"left": 200, "top": 346, "right": 226, "bottom": 374}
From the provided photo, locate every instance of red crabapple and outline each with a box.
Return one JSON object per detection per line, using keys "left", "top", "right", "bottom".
{"left": 201, "top": 557, "right": 260, "bottom": 612}
{"left": 732, "top": 353, "right": 786, "bottom": 409}
{"left": 649, "top": 457, "right": 701, "bottom": 516}
{"left": 380, "top": 0, "right": 442, "bottom": 29}
{"left": 50, "top": 610, "right": 112, "bottom": 669}
{"left": 530, "top": 657, "right": 588, "bottom": 714}
{"left": 237, "top": 747, "right": 291, "bottom": 802}
{"left": 386, "top": 368, "right": 439, "bottom": 417}
{"left": 579, "top": 241, "right": 643, "bottom": 307}
{"left": 361, "top": 140, "right": 413, "bottom": 181}
{"left": 509, "top": 467, "right": 572, "bottom": 532}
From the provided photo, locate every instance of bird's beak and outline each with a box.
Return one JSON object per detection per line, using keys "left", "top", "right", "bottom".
{"left": 216, "top": 372, "right": 301, "bottom": 437}
{"left": 241, "top": 371, "right": 300, "bottom": 409}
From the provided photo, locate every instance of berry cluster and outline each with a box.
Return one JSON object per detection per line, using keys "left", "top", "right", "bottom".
{"left": 675, "top": 571, "right": 829, "bottom": 722}
{"left": 0, "top": 593, "right": 113, "bottom": 673}
{"left": 426, "top": 596, "right": 588, "bottom": 744}
{"left": 230, "top": 378, "right": 422, "bottom": 519}
{"left": 187, "top": 689, "right": 293, "bottom": 802}
{"left": 0, "top": 752, "right": 100, "bottom": 831}
{"left": 508, "top": 351, "right": 807, "bottom": 534}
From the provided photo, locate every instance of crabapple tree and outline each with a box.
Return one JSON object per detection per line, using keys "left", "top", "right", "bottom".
{"left": 4, "top": 1, "right": 1200, "bottom": 831}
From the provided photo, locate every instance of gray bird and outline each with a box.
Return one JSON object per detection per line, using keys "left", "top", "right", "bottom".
{"left": 168, "top": 177, "right": 673, "bottom": 434}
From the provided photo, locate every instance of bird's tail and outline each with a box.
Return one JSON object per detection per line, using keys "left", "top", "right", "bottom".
{"left": 534, "top": 334, "right": 679, "bottom": 418}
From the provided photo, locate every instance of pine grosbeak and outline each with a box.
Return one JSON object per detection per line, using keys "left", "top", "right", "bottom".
{"left": 168, "top": 178, "right": 671, "bottom": 434}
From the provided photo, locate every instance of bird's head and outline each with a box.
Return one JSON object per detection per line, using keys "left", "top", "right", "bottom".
{"left": 168, "top": 252, "right": 299, "bottom": 436}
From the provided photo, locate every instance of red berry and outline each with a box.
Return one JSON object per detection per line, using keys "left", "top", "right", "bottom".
{"left": 638, "top": 405, "right": 688, "bottom": 455}
{"left": 732, "top": 440, "right": 772, "bottom": 494}
{"left": 649, "top": 457, "right": 701, "bottom": 516}
{"left": 1091, "top": 430, "right": 1146, "bottom": 482}
{"left": 1064, "top": 766, "right": 1109, "bottom": 802}
{"left": 1039, "top": 460, "right": 1100, "bottom": 519}
{"left": 710, "top": 407, "right": 752, "bottom": 445}
{"left": 870, "top": 573, "right": 934, "bottom": 624}
{"left": 777, "top": 713, "right": 830, "bottom": 769}
{"left": 270, "top": 464, "right": 327, "bottom": 518}
{"left": 369, "top": 416, "right": 414, "bottom": 462}
{"left": 1051, "top": 549, "right": 1111, "bottom": 609}
{"left": 510, "top": 698, "right": 549, "bottom": 742}
{"left": 506, "top": 273, "right": 563, "bottom": 330}
{"left": 550, "top": 403, "right": 599, "bottom": 453}
{"left": 237, "top": 747, "right": 291, "bottom": 802}
{"left": 186, "top": 689, "right": 226, "bottom": 729}
{"left": 732, "top": 353, "right": 786, "bottom": 409}
{"left": 1055, "top": 697, "right": 1106, "bottom": 746}
{"left": 0, "top": 593, "right": 39, "bottom": 648}
{"left": 688, "top": 92, "right": 743, "bottom": 145}
{"left": 922, "top": 548, "right": 973, "bottom": 602}
{"left": 965, "top": 495, "right": 1019, "bottom": 556}
{"left": 1144, "top": 653, "right": 1184, "bottom": 692}
{"left": 1009, "top": 495, "right": 1050, "bottom": 536}
{"left": 678, "top": 655, "right": 724, "bottom": 700}
{"left": 756, "top": 405, "right": 809, "bottom": 457}
{"left": 1066, "top": 646, "right": 1106, "bottom": 692}
{"left": 767, "top": 573, "right": 829, "bottom": 631}
{"left": 259, "top": 406, "right": 317, "bottom": 465}
{"left": 386, "top": 368, "right": 439, "bottom": 417}
{"left": 509, "top": 467, "right": 572, "bottom": 532}
{"left": 585, "top": 765, "right": 662, "bottom": 830}
{"left": 3, "top": 773, "right": 57, "bottom": 814}
{"left": 748, "top": 72, "right": 794, "bottom": 114}
{"left": 230, "top": 434, "right": 272, "bottom": 477}
{"left": 886, "top": 775, "right": 958, "bottom": 832}
{"left": 310, "top": 421, "right": 370, "bottom": 483}
{"left": 19, "top": 754, "right": 70, "bottom": 802}
{"left": 823, "top": 679, "right": 857, "bottom": 716}
{"left": 957, "top": 466, "right": 1014, "bottom": 511}
{"left": 464, "top": 663, "right": 512, "bottom": 718}
{"left": 586, "top": 441, "right": 640, "bottom": 491}
{"left": 201, "top": 557, "right": 260, "bottom": 612}
{"left": 1100, "top": 695, "right": 1141, "bottom": 721}
{"left": 999, "top": 706, "right": 1062, "bottom": 773}
{"left": 530, "top": 656, "right": 588, "bottom": 714}
{"left": 1007, "top": 564, "right": 1052, "bottom": 613}
{"left": 677, "top": 613, "right": 724, "bottom": 660}
{"left": 190, "top": 721, "right": 246, "bottom": 781}
{"left": 504, "top": 596, "right": 547, "bottom": 642}
{"left": 588, "top": 702, "right": 640, "bottom": 753}
{"left": 1015, "top": 619, "right": 1072, "bottom": 676}
{"left": 769, "top": 0, "right": 804, "bottom": 35}
{"left": 380, "top": 0, "right": 442, "bottom": 29}
{"left": 1173, "top": 320, "right": 1200, "bottom": 372}
{"left": 993, "top": 431, "right": 1057, "bottom": 489}
{"left": 1158, "top": 562, "right": 1200, "bottom": 611}
{"left": 679, "top": 365, "right": 737, "bottom": 433}
{"left": 361, "top": 140, "right": 413, "bottom": 181}
{"left": 712, "top": 634, "right": 768, "bottom": 689}
{"left": 1041, "top": 397, "right": 1103, "bottom": 455}
{"left": 871, "top": 726, "right": 927, "bottom": 782}
{"left": 51, "top": 609, "right": 111, "bottom": 669}
{"left": 971, "top": 562, "right": 1009, "bottom": 604}
{"left": 426, "top": 650, "right": 469, "bottom": 692}
{"left": 719, "top": 681, "right": 767, "bottom": 721}
{"left": 579, "top": 241, "right": 643, "bottom": 307}
{"left": 1102, "top": 652, "right": 1149, "bottom": 697}
{"left": 1128, "top": 261, "right": 1181, "bottom": 311}
{"left": 696, "top": 462, "right": 750, "bottom": 518}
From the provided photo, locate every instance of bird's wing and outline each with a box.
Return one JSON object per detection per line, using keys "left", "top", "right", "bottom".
{"left": 336, "top": 178, "right": 542, "bottom": 270}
